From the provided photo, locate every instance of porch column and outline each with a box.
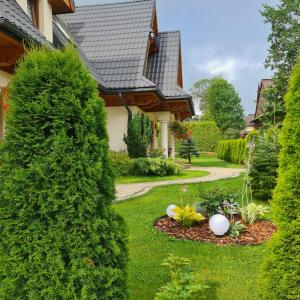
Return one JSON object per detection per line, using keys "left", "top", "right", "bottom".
{"left": 152, "top": 122, "right": 158, "bottom": 150}
{"left": 169, "top": 132, "right": 175, "bottom": 158}
{"left": 160, "top": 120, "right": 169, "bottom": 158}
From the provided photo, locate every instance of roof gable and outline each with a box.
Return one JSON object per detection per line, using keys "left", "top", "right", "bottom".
{"left": 59, "top": 0, "right": 156, "bottom": 89}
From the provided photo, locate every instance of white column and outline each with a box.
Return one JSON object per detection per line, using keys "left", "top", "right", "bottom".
{"left": 169, "top": 132, "right": 175, "bottom": 158}
{"left": 152, "top": 123, "right": 158, "bottom": 150}
{"left": 160, "top": 120, "right": 169, "bottom": 158}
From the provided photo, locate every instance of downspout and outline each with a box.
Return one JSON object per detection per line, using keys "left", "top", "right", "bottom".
{"left": 118, "top": 92, "right": 132, "bottom": 119}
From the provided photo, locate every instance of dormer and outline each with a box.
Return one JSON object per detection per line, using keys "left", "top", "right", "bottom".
{"left": 15, "top": 0, "right": 74, "bottom": 43}
{"left": 148, "top": 8, "right": 159, "bottom": 55}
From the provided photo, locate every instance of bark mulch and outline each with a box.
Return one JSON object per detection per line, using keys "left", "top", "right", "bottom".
{"left": 154, "top": 216, "right": 276, "bottom": 246}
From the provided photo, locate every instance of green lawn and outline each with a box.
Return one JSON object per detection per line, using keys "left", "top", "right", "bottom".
{"left": 191, "top": 154, "right": 244, "bottom": 168}
{"left": 116, "top": 170, "right": 209, "bottom": 184}
{"left": 114, "top": 176, "right": 269, "bottom": 300}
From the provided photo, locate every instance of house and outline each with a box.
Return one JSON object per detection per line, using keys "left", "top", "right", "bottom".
{"left": 0, "top": 0, "right": 194, "bottom": 158}
{"left": 253, "top": 79, "right": 273, "bottom": 128}
{"left": 240, "top": 114, "right": 255, "bottom": 138}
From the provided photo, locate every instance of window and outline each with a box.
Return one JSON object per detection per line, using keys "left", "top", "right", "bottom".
{"left": 27, "top": 0, "right": 39, "bottom": 28}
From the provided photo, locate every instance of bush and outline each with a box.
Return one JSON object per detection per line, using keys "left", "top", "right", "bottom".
{"left": 129, "top": 158, "right": 181, "bottom": 176}
{"left": 259, "top": 56, "right": 300, "bottom": 299}
{"left": 124, "top": 112, "right": 152, "bottom": 158}
{"left": 223, "top": 128, "right": 240, "bottom": 140}
{"left": 178, "top": 138, "right": 199, "bottom": 163}
{"left": 0, "top": 47, "right": 128, "bottom": 299}
{"left": 173, "top": 205, "right": 205, "bottom": 228}
{"left": 155, "top": 255, "right": 209, "bottom": 300}
{"left": 249, "top": 129, "right": 280, "bottom": 201}
{"left": 109, "top": 151, "right": 130, "bottom": 176}
{"left": 217, "top": 139, "right": 247, "bottom": 164}
{"left": 190, "top": 121, "right": 222, "bottom": 152}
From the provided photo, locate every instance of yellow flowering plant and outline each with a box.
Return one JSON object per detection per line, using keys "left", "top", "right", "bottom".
{"left": 173, "top": 205, "right": 205, "bottom": 228}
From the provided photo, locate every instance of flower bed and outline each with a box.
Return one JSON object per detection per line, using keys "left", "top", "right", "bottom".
{"left": 154, "top": 215, "right": 276, "bottom": 245}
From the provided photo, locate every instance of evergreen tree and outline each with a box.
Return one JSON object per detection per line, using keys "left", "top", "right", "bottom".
{"left": 178, "top": 139, "right": 199, "bottom": 163}
{"left": 205, "top": 78, "right": 245, "bottom": 135}
{"left": 0, "top": 46, "right": 128, "bottom": 299}
{"left": 124, "top": 113, "right": 152, "bottom": 158}
{"left": 261, "top": 0, "right": 300, "bottom": 125}
{"left": 259, "top": 56, "right": 300, "bottom": 299}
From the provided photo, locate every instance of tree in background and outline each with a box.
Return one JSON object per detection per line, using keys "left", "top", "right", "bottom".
{"left": 206, "top": 78, "right": 245, "bottom": 135}
{"left": 178, "top": 139, "right": 199, "bottom": 164}
{"left": 190, "top": 78, "right": 213, "bottom": 118}
{"left": 0, "top": 47, "right": 128, "bottom": 299}
{"left": 124, "top": 113, "right": 152, "bottom": 158}
{"left": 261, "top": 0, "right": 300, "bottom": 126}
{"left": 259, "top": 56, "right": 300, "bottom": 299}
{"left": 190, "top": 121, "right": 222, "bottom": 152}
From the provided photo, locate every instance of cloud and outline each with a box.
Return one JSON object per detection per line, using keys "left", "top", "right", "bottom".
{"left": 195, "top": 56, "right": 262, "bottom": 82}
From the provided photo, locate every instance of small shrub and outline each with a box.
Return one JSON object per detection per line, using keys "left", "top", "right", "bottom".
{"left": 178, "top": 138, "right": 199, "bottom": 163}
{"left": 148, "top": 148, "right": 163, "bottom": 158}
{"left": 238, "top": 203, "right": 269, "bottom": 224}
{"left": 249, "top": 129, "right": 280, "bottom": 201}
{"left": 155, "top": 255, "right": 209, "bottom": 300}
{"left": 228, "top": 221, "right": 246, "bottom": 238}
{"left": 190, "top": 121, "right": 222, "bottom": 152}
{"left": 109, "top": 151, "right": 130, "bottom": 176}
{"left": 173, "top": 205, "right": 205, "bottom": 228}
{"left": 129, "top": 158, "right": 181, "bottom": 176}
{"left": 196, "top": 188, "right": 240, "bottom": 217}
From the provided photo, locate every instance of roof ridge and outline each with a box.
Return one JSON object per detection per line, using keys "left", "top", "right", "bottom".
{"left": 159, "top": 30, "right": 180, "bottom": 34}
{"left": 76, "top": 0, "right": 154, "bottom": 9}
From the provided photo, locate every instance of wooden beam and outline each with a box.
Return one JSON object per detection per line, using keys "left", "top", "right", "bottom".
{"left": 48, "top": 0, "right": 75, "bottom": 14}
{"left": 0, "top": 47, "right": 24, "bottom": 67}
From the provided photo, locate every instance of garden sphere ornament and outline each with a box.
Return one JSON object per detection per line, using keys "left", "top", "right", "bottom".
{"left": 166, "top": 205, "right": 178, "bottom": 218}
{"left": 209, "top": 214, "right": 230, "bottom": 236}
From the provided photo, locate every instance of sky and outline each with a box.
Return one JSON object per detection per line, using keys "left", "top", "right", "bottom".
{"left": 75, "top": 0, "right": 279, "bottom": 115}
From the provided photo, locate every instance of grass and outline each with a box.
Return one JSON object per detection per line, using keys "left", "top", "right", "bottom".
{"left": 114, "top": 176, "right": 269, "bottom": 300}
{"left": 191, "top": 154, "right": 244, "bottom": 168}
{"left": 116, "top": 170, "right": 209, "bottom": 184}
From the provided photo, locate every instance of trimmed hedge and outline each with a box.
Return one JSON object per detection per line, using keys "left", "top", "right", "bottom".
{"left": 129, "top": 158, "right": 182, "bottom": 176}
{"left": 259, "top": 57, "right": 300, "bottom": 299}
{"left": 0, "top": 47, "right": 128, "bottom": 299}
{"left": 217, "top": 139, "right": 247, "bottom": 164}
{"left": 190, "top": 121, "right": 222, "bottom": 152}
{"left": 109, "top": 151, "right": 131, "bottom": 176}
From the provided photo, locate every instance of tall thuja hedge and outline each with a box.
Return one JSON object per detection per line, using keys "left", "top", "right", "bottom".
{"left": 259, "top": 57, "right": 300, "bottom": 299}
{"left": 0, "top": 47, "right": 128, "bottom": 299}
{"left": 190, "top": 121, "right": 222, "bottom": 152}
{"left": 217, "top": 139, "right": 247, "bottom": 164}
{"left": 124, "top": 112, "right": 152, "bottom": 158}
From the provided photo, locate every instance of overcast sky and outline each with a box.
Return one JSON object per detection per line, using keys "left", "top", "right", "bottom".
{"left": 75, "top": 0, "right": 279, "bottom": 115}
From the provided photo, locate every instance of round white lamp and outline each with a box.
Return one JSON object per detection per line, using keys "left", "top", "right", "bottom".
{"left": 209, "top": 214, "right": 230, "bottom": 236}
{"left": 166, "top": 205, "right": 178, "bottom": 218}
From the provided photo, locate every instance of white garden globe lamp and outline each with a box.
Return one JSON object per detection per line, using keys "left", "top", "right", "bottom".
{"left": 209, "top": 214, "right": 230, "bottom": 236}
{"left": 166, "top": 205, "right": 177, "bottom": 218}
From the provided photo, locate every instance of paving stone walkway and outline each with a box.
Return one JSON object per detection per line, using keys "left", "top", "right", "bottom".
{"left": 116, "top": 167, "right": 244, "bottom": 201}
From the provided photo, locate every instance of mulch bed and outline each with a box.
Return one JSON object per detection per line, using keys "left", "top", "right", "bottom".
{"left": 154, "top": 215, "right": 277, "bottom": 245}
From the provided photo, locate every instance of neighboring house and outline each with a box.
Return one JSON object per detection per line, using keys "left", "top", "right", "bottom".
{"left": 240, "top": 114, "right": 255, "bottom": 138}
{"left": 253, "top": 79, "right": 273, "bottom": 128}
{"left": 0, "top": 0, "right": 194, "bottom": 158}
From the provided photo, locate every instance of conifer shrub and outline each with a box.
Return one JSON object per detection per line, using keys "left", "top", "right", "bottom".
{"left": 259, "top": 56, "right": 300, "bottom": 299}
{"left": 124, "top": 112, "right": 152, "bottom": 158}
{"left": 190, "top": 121, "right": 222, "bottom": 152}
{"left": 217, "top": 139, "right": 247, "bottom": 164}
{"left": 249, "top": 129, "right": 280, "bottom": 201}
{"left": 0, "top": 46, "right": 128, "bottom": 299}
{"left": 178, "top": 138, "right": 199, "bottom": 163}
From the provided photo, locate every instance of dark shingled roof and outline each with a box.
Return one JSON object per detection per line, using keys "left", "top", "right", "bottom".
{"left": 147, "top": 31, "right": 190, "bottom": 99}
{"left": 59, "top": 0, "right": 156, "bottom": 90}
{"left": 0, "top": 0, "right": 46, "bottom": 44}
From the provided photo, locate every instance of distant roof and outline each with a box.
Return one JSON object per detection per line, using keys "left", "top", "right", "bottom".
{"left": 59, "top": 0, "right": 156, "bottom": 90}
{"left": 0, "top": 0, "right": 46, "bottom": 44}
{"left": 147, "top": 31, "right": 190, "bottom": 99}
{"left": 244, "top": 114, "right": 254, "bottom": 126}
{"left": 254, "top": 79, "right": 273, "bottom": 119}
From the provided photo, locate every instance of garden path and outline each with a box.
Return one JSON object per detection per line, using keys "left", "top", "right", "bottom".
{"left": 116, "top": 167, "right": 244, "bottom": 201}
